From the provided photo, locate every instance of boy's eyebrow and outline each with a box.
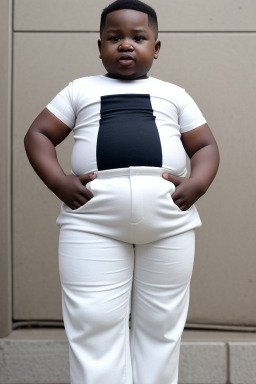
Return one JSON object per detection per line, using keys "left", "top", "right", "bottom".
{"left": 132, "top": 28, "right": 148, "bottom": 34}
{"left": 106, "top": 28, "right": 148, "bottom": 34}
{"left": 106, "top": 29, "right": 122, "bottom": 34}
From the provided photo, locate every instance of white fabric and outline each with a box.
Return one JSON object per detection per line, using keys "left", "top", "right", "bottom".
{"left": 46, "top": 76, "right": 206, "bottom": 383}
{"left": 57, "top": 167, "right": 201, "bottom": 240}
{"left": 59, "top": 228, "right": 195, "bottom": 384}
{"left": 46, "top": 75, "right": 206, "bottom": 176}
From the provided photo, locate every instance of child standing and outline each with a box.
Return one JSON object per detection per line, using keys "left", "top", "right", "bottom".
{"left": 24, "top": 0, "right": 219, "bottom": 383}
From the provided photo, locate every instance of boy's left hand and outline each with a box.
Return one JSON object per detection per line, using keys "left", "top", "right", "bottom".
{"left": 162, "top": 172, "right": 203, "bottom": 211}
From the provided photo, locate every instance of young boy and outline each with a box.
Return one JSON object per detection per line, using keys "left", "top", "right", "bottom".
{"left": 24, "top": 1, "right": 219, "bottom": 383}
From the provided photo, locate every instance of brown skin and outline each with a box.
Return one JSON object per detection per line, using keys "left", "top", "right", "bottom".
{"left": 98, "top": 9, "right": 161, "bottom": 80}
{"left": 24, "top": 9, "right": 219, "bottom": 211}
{"left": 163, "top": 123, "right": 219, "bottom": 210}
{"left": 24, "top": 109, "right": 96, "bottom": 210}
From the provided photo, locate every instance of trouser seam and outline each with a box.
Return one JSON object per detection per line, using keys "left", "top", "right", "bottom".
{"left": 123, "top": 276, "right": 133, "bottom": 384}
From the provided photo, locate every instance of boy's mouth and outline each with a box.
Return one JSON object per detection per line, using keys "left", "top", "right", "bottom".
{"left": 118, "top": 55, "right": 135, "bottom": 66}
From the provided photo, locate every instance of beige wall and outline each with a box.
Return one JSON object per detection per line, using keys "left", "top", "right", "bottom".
{"left": 0, "top": 0, "right": 12, "bottom": 338}
{"left": 1, "top": 0, "right": 256, "bottom": 334}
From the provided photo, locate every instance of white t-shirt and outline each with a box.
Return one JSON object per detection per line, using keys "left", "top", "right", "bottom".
{"left": 46, "top": 75, "right": 206, "bottom": 176}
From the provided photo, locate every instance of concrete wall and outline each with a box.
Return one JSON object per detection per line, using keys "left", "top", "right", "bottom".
{"left": 1, "top": 0, "right": 256, "bottom": 333}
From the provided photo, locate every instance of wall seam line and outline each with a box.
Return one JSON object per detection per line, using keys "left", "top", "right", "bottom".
{"left": 11, "top": 30, "right": 256, "bottom": 34}
{"left": 10, "top": 0, "right": 15, "bottom": 331}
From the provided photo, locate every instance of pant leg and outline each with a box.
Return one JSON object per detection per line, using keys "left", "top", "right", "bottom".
{"left": 58, "top": 229, "right": 134, "bottom": 384}
{"left": 131, "top": 230, "right": 195, "bottom": 384}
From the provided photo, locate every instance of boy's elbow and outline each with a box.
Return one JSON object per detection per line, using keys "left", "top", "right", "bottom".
{"left": 24, "top": 130, "right": 29, "bottom": 149}
{"left": 212, "top": 140, "right": 220, "bottom": 167}
{"left": 24, "top": 129, "right": 32, "bottom": 151}
{"left": 24, "top": 128, "right": 39, "bottom": 153}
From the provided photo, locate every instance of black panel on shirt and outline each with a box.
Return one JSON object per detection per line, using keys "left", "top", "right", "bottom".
{"left": 96, "top": 94, "right": 162, "bottom": 170}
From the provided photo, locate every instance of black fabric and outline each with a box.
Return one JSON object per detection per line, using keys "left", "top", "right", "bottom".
{"left": 96, "top": 94, "right": 162, "bottom": 170}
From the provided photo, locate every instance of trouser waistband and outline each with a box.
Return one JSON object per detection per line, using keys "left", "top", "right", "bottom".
{"left": 95, "top": 166, "right": 169, "bottom": 179}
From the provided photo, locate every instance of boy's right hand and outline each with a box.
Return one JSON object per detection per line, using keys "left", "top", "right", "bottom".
{"left": 51, "top": 173, "right": 97, "bottom": 210}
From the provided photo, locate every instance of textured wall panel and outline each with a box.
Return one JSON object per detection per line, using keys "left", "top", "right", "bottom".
{"left": 14, "top": 0, "right": 256, "bottom": 32}
{"left": 152, "top": 34, "right": 256, "bottom": 325}
{"left": 13, "top": 31, "right": 256, "bottom": 324}
{"left": 13, "top": 33, "right": 104, "bottom": 319}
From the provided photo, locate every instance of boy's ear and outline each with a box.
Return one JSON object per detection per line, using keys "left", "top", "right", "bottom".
{"left": 154, "top": 40, "right": 161, "bottom": 59}
{"left": 98, "top": 39, "right": 102, "bottom": 59}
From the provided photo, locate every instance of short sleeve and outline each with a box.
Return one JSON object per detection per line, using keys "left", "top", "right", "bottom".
{"left": 178, "top": 92, "right": 207, "bottom": 133}
{"left": 46, "top": 82, "right": 76, "bottom": 129}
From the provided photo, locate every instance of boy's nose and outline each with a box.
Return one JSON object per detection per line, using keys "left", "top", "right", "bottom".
{"left": 118, "top": 41, "right": 134, "bottom": 52}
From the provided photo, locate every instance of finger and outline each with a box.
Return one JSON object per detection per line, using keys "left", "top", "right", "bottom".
{"left": 79, "top": 173, "right": 96, "bottom": 201}
{"left": 80, "top": 187, "right": 94, "bottom": 201}
{"left": 172, "top": 196, "right": 183, "bottom": 207}
{"left": 70, "top": 194, "right": 90, "bottom": 210}
{"left": 69, "top": 202, "right": 80, "bottom": 210}
{"left": 79, "top": 172, "right": 97, "bottom": 186}
{"left": 173, "top": 200, "right": 187, "bottom": 211}
{"left": 162, "top": 172, "right": 182, "bottom": 186}
{"left": 174, "top": 198, "right": 191, "bottom": 211}
{"left": 171, "top": 190, "right": 179, "bottom": 201}
{"left": 75, "top": 195, "right": 89, "bottom": 207}
{"left": 72, "top": 200, "right": 82, "bottom": 210}
{"left": 171, "top": 186, "right": 183, "bottom": 202}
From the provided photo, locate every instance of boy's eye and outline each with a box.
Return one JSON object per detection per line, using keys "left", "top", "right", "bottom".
{"left": 109, "top": 36, "right": 120, "bottom": 42}
{"left": 133, "top": 36, "right": 145, "bottom": 42}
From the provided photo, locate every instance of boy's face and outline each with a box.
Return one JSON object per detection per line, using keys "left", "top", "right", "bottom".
{"left": 98, "top": 9, "right": 161, "bottom": 80}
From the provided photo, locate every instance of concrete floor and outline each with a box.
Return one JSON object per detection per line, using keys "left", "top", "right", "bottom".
{"left": 0, "top": 329, "right": 256, "bottom": 384}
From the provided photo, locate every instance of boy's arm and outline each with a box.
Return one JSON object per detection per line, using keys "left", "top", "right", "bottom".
{"left": 162, "top": 123, "right": 219, "bottom": 211}
{"left": 24, "top": 108, "right": 96, "bottom": 210}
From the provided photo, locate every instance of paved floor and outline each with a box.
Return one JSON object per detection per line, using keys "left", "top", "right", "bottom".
{"left": 0, "top": 329, "right": 256, "bottom": 384}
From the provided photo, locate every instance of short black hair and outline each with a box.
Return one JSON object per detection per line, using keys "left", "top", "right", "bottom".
{"left": 100, "top": 0, "right": 158, "bottom": 38}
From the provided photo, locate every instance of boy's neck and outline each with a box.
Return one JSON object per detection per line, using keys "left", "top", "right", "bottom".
{"left": 104, "top": 73, "right": 149, "bottom": 80}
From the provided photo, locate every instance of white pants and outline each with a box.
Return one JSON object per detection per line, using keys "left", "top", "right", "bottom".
{"left": 57, "top": 167, "right": 199, "bottom": 384}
